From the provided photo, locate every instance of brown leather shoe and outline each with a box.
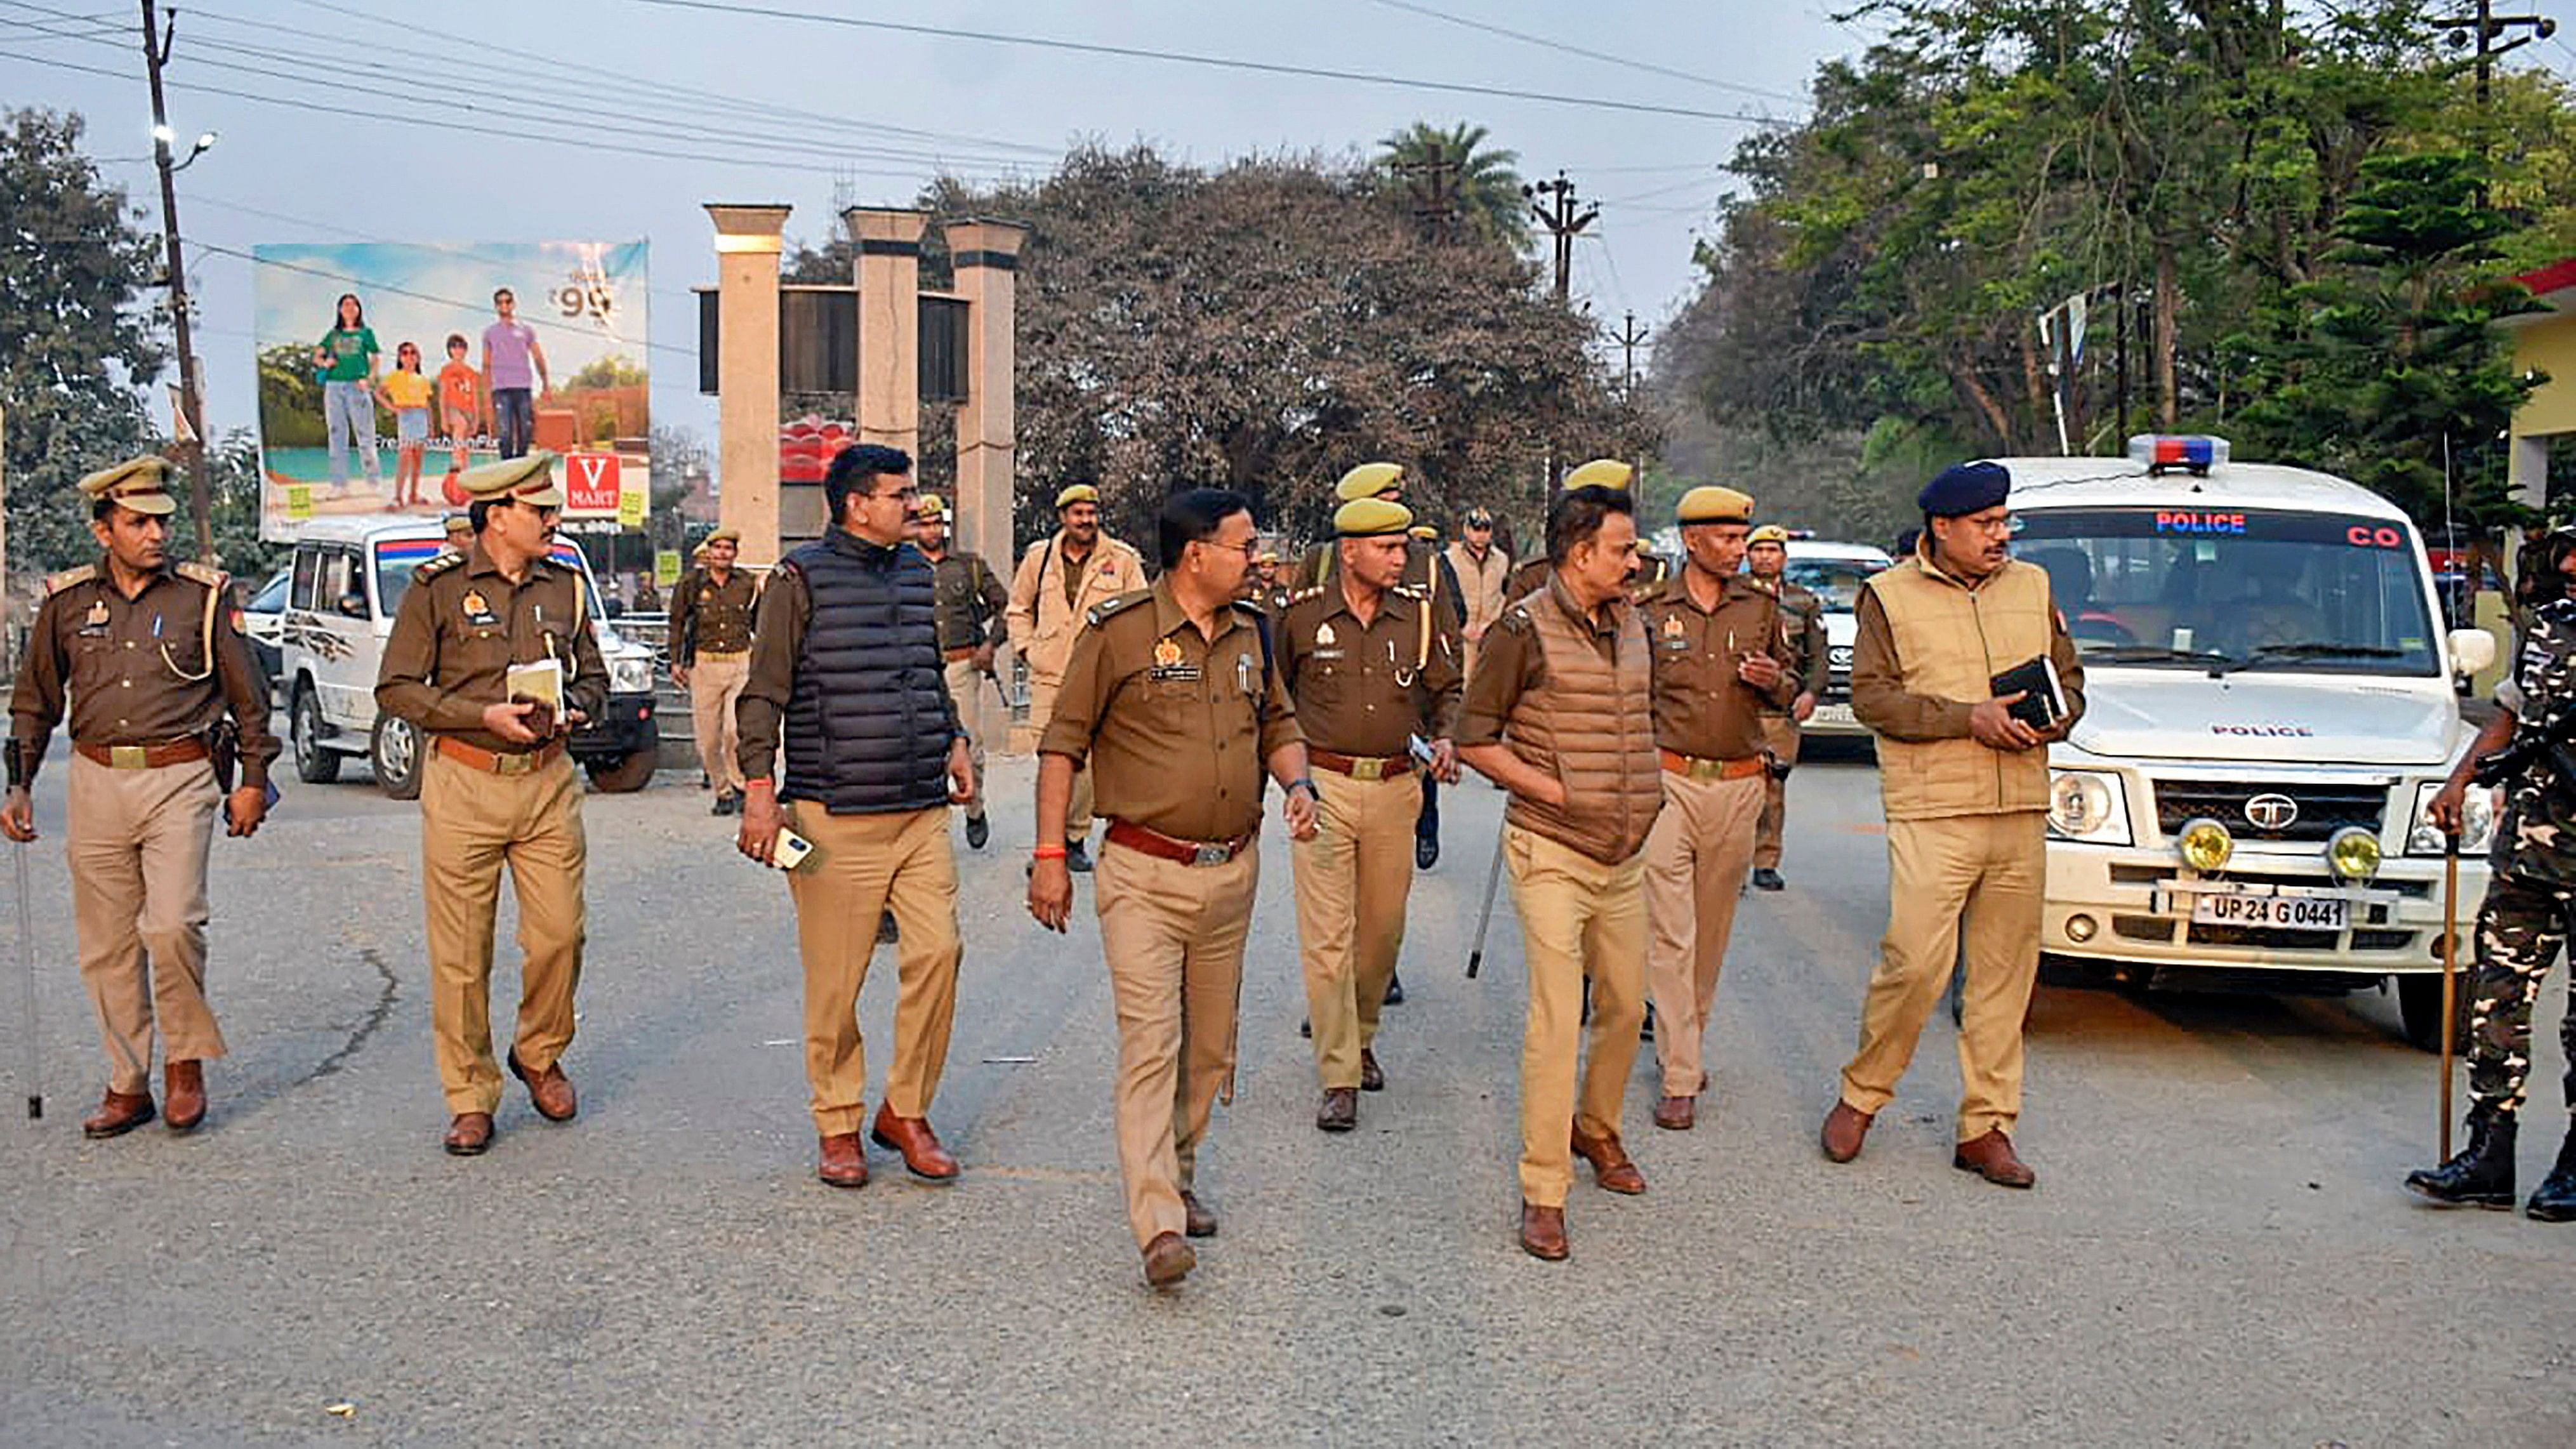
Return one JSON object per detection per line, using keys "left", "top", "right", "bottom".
{"left": 1653, "top": 1094, "right": 1696, "bottom": 1132}
{"left": 1359, "top": 1047, "right": 1385, "bottom": 1092}
{"left": 443, "top": 1111, "right": 494, "bottom": 1156}
{"left": 82, "top": 1089, "right": 155, "bottom": 1139}
{"left": 1569, "top": 1123, "right": 1646, "bottom": 1194}
{"left": 1316, "top": 1087, "right": 1358, "bottom": 1133}
{"left": 1820, "top": 1101, "right": 1874, "bottom": 1163}
{"left": 1518, "top": 1201, "right": 1569, "bottom": 1261}
{"left": 163, "top": 1059, "right": 206, "bottom": 1133}
{"left": 817, "top": 1131, "right": 869, "bottom": 1188}
{"left": 506, "top": 1050, "right": 577, "bottom": 1122}
{"left": 1181, "top": 1190, "right": 1219, "bottom": 1239}
{"left": 1953, "top": 1128, "right": 2037, "bottom": 1188}
{"left": 869, "top": 1105, "right": 960, "bottom": 1182}
{"left": 1142, "top": 1231, "right": 1196, "bottom": 1288}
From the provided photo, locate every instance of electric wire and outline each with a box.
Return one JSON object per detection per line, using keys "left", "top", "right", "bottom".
{"left": 1360, "top": 0, "right": 1808, "bottom": 106}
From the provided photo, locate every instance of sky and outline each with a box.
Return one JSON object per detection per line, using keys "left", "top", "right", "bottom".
{"left": 3, "top": 0, "right": 1887, "bottom": 461}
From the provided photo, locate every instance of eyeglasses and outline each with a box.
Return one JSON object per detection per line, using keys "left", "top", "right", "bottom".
{"left": 872, "top": 486, "right": 921, "bottom": 503}
{"left": 1201, "top": 537, "right": 1260, "bottom": 559}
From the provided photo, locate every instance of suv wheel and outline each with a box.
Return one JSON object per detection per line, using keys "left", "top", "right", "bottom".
{"left": 583, "top": 749, "right": 656, "bottom": 793}
{"left": 291, "top": 686, "right": 341, "bottom": 784}
{"left": 371, "top": 715, "right": 423, "bottom": 800}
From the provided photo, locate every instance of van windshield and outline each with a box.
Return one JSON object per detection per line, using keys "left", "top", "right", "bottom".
{"left": 373, "top": 539, "right": 604, "bottom": 621}
{"left": 2011, "top": 506, "right": 2438, "bottom": 677}
{"left": 1783, "top": 557, "right": 1887, "bottom": 614}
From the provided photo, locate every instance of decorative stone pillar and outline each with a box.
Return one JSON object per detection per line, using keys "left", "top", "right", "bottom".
{"left": 945, "top": 219, "right": 1029, "bottom": 569}
{"left": 706, "top": 204, "right": 791, "bottom": 567}
{"left": 845, "top": 207, "right": 928, "bottom": 461}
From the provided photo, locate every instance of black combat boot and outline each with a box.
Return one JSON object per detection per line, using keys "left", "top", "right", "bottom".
{"left": 2525, "top": 1118, "right": 2576, "bottom": 1222}
{"left": 2404, "top": 1107, "right": 2517, "bottom": 1209}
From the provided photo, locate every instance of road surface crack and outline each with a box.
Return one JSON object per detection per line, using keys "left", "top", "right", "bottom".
{"left": 303, "top": 948, "right": 397, "bottom": 1083}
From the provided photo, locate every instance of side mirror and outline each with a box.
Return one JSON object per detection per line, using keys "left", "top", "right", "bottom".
{"left": 336, "top": 592, "right": 370, "bottom": 619}
{"left": 2448, "top": 627, "right": 2497, "bottom": 678}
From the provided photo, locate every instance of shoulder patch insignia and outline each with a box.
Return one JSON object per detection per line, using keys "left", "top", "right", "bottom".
{"left": 1499, "top": 605, "right": 1534, "bottom": 633}
{"left": 1290, "top": 584, "right": 1326, "bottom": 604}
{"left": 1087, "top": 588, "right": 1153, "bottom": 627}
{"left": 174, "top": 560, "right": 228, "bottom": 590}
{"left": 43, "top": 564, "right": 97, "bottom": 596}
{"left": 412, "top": 552, "right": 466, "bottom": 583}
{"left": 1392, "top": 582, "right": 1429, "bottom": 600}
{"left": 1227, "top": 596, "right": 1266, "bottom": 616}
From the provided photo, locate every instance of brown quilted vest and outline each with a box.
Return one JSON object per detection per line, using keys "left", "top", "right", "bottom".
{"left": 1501, "top": 581, "right": 1663, "bottom": 864}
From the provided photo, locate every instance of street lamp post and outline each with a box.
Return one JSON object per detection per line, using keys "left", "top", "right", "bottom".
{"left": 140, "top": 0, "right": 217, "bottom": 564}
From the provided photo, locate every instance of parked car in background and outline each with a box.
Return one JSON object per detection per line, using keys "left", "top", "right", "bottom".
{"left": 1781, "top": 538, "right": 1894, "bottom": 738}
{"left": 240, "top": 568, "right": 288, "bottom": 684}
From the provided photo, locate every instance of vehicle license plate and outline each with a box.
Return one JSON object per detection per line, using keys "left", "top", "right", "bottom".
{"left": 2189, "top": 888, "right": 2346, "bottom": 932}
{"left": 1812, "top": 703, "right": 1855, "bottom": 726}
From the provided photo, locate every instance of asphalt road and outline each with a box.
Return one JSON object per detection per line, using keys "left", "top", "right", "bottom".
{"left": 1, "top": 748, "right": 2570, "bottom": 1446}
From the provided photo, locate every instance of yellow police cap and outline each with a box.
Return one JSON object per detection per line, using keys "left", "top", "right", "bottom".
{"left": 1409, "top": 524, "right": 1439, "bottom": 542}
{"left": 1748, "top": 524, "right": 1791, "bottom": 546}
{"left": 704, "top": 527, "right": 741, "bottom": 546}
{"left": 1055, "top": 483, "right": 1099, "bottom": 510}
{"left": 76, "top": 455, "right": 179, "bottom": 517}
{"left": 1335, "top": 462, "right": 1406, "bottom": 502}
{"left": 912, "top": 494, "right": 948, "bottom": 519}
{"left": 1334, "top": 498, "right": 1414, "bottom": 538}
{"left": 458, "top": 450, "right": 565, "bottom": 508}
{"left": 1564, "top": 458, "right": 1635, "bottom": 491}
{"left": 442, "top": 512, "right": 474, "bottom": 536}
{"left": 1257, "top": 548, "right": 1281, "bottom": 564}
{"left": 1676, "top": 486, "right": 1754, "bottom": 526}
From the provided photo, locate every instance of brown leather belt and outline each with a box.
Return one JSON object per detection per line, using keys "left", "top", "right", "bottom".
{"left": 1307, "top": 748, "right": 1415, "bottom": 781}
{"left": 1104, "top": 818, "right": 1254, "bottom": 867}
{"left": 1659, "top": 749, "right": 1766, "bottom": 782}
{"left": 76, "top": 739, "right": 208, "bottom": 770}
{"left": 942, "top": 647, "right": 978, "bottom": 663}
{"left": 435, "top": 737, "right": 566, "bottom": 776}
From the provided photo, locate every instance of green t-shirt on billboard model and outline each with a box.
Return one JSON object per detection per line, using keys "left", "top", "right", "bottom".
{"left": 315, "top": 325, "right": 379, "bottom": 383}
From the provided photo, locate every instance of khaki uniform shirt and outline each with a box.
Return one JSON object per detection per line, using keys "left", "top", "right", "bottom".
{"left": 1639, "top": 572, "right": 1792, "bottom": 761}
{"left": 1007, "top": 531, "right": 1150, "bottom": 685}
{"left": 376, "top": 544, "right": 610, "bottom": 753}
{"left": 1038, "top": 581, "right": 1302, "bottom": 844}
{"left": 670, "top": 566, "right": 757, "bottom": 666}
{"left": 1757, "top": 575, "right": 1831, "bottom": 710}
{"left": 1849, "top": 578, "right": 2084, "bottom": 741}
{"left": 1277, "top": 581, "right": 1463, "bottom": 757}
{"left": 927, "top": 548, "right": 1008, "bottom": 653}
{"left": 9, "top": 559, "right": 279, "bottom": 788}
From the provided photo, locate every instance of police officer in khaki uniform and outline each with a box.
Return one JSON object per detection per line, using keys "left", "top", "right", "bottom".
{"left": 1506, "top": 460, "right": 1670, "bottom": 604}
{"left": 441, "top": 512, "right": 473, "bottom": 555}
{"left": 914, "top": 493, "right": 1010, "bottom": 850}
{"left": 1028, "top": 488, "right": 1316, "bottom": 1290}
{"left": 1746, "top": 524, "right": 1828, "bottom": 890}
{"left": 376, "top": 451, "right": 607, "bottom": 1157}
{"left": 1637, "top": 487, "right": 1793, "bottom": 1133}
{"left": 1456, "top": 482, "right": 1663, "bottom": 1262}
{"left": 1821, "top": 461, "right": 2084, "bottom": 1188}
{"left": 1279, "top": 498, "right": 1463, "bottom": 1133}
{"left": 1008, "top": 483, "right": 1150, "bottom": 871}
{"left": 670, "top": 526, "right": 758, "bottom": 816}
{"left": 4, "top": 456, "right": 277, "bottom": 1137}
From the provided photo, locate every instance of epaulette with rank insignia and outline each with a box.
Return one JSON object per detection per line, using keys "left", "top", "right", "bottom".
{"left": 1496, "top": 604, "right": 1535, "bottom": 634}
{"left": 1086, "top": 587, "right": 1153, "bottom": 628}
{"left": 43, "top": 564, "right": 96, "bottom": 596}
{"left": 411, "top": 552, "right": 466, "bottom": 584}
{"left": 1288, "top": 584, "right": 1327, "bottom": 604}
{"left": 1392, "top": 581, "right": 1429, "bottom": 600}
{"left": 174, "top": 560, "right": 228, "bottom": 590}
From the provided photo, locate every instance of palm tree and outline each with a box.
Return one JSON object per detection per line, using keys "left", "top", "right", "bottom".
{"left": 1376, "top": 121, "right": 1529, "bottom": 251}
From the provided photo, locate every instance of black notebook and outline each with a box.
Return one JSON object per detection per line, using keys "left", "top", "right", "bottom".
{"left": 1989, "top": 655, "right": 2066, "bottom": 731}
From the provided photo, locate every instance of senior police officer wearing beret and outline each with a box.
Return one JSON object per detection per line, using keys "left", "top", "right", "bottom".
{"left": 913, "top": 493, "right": 1011, "bottom": 851}
{"left": 5, "top": 456, "right": 279, "bottom": 1137}
{"left": 1028, "top": 488, "right": 1316, "bottom": 1290}
{"left": 736, "top": 444, "right": 977, "bottom": 1189}
{"left": 1639, "top": 486, "right": 1795, "bottom": 1134}
{"left": 1820, "top": 461, "right": 2084, "bottom": 1188}
{"left": 1008, "top": 482, "right": 1150, "bottom": 872}
{"left": 376, "top": 450, "right": 608, "bottom": 1157}
{"left": 1745, "top": 524, "right": 1830, "bottom": 891}
{"left": 1279, "top": 498, "right": 1463, "bottom": 1133}
{"left": 671, "top": 526, "right": 758, "bottom": 817}
{"left": 1457, "top": 481, "right": 1663, "bottom": 1262}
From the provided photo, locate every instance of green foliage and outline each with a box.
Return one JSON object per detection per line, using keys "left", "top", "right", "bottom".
{"left": 256, "top": 341, "right": 327, "bottom": 448}
{"left": 1373, "top": 121, "right": 1532, "bottom": 251}
{"left": 565, "top": 353, "right": 647, "bottom": 390}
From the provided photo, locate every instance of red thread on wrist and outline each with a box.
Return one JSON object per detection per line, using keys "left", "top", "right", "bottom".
{"left": 1032, "top": 845, "right": 1069, "bottom": 859}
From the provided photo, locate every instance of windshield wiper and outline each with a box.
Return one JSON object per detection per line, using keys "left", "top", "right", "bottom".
{"left": 2081, "top": 644, "right": 2233, "bottom": 666}
{"left": 2216, "top": 642, "right": 2408, "bottom": 675}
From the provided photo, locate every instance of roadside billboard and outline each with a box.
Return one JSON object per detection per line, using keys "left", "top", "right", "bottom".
{"left": 250, "top": 241, "right": 650, "bottom": 540}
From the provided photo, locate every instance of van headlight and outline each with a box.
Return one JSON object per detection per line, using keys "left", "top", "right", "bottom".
{"left": 2049, "top": 769, "right": 2131, "bottom": 845}
{"left": 2405, "top": 781, "right": 2497, "bottom": 855}
{"left": 609, "top": 654, "right": 653, "bottom": 696}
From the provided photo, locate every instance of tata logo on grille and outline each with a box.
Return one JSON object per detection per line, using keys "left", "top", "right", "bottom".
{"left": 2244, "top": 793, "right": 2300, "bottom": 831}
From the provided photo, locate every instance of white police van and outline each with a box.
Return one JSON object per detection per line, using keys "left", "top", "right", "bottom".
{"left": 1783, "top": 538, "right": 1893, "bottom": 738}
{"left": 2014, "top": 436, "right": 2498, "bottom": 1049}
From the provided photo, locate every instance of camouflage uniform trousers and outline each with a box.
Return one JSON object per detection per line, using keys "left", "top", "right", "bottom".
{"left": 2466, "top": 871, "right": 2576, "bottom": 1120}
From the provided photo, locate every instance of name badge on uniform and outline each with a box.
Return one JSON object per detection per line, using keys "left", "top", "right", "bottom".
{"left": 1149, "top": 635, "right": 1199, "bottom": 683}
{"left": 80, "top": 601, "right": 110, "bottom": 636}
{"left": 461, "top": 590, "right": 499, "bottom": 628}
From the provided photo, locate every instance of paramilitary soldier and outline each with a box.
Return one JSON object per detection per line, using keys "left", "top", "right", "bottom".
{"left": 915, "top": 492, "right": 1010, "bottom": 851}
{"left": 1457, "top": 481, "right": 1663, "bottom": 1262}
{"left": 1745, "top": 524, "right": 1829, "bottom": 891}
{"left": 1506, "top": 459, "right": 1672, "bottom": 605}
{"left": 376, "top": 451, "right": 607, "bottom": 1158}
{"left": 4, "top": 456, "right": 277, "bottom": 1137}
{"left": 1028, "top": 488, "right": 1317, "bottom": 1290}
{"left": 2406, "top": 527, "right": 2576, "bottom": 1219}
{"left": 737, "top": 444, "right": 975, "bottom": 1190}
{"left": 670, "top": 526, "right": 756, "bottom": 816}
{"left": 1007, "top": 482, "right": 1150, "bottom": 872}
{"left": 1821, "top": 461, "right": 2084, "bottom": 1188}
{"left": 1639, "top": 486, "right": 1793, "bottom": 1134}
{"left": 1279, "top": 497, "right": 1463, "bottom": 1134}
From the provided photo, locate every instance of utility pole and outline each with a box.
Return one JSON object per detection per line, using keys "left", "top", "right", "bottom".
{"left": 1613, "top": 311, "right": 1648, "bottom": 396}
{"left": 1394, "top": 140, "right": 1460, "bottom": 244}
{"left": 1523, "top": 172, "right": 1597, "bottom": 305}
{"left": 2435, "top": 4, "right": 2558, "bottom": 109}
{"left": 141, "top": 1, "right": 215, "bottom": 563}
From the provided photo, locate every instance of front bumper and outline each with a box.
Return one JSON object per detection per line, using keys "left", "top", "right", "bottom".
{"left": 1805, "top": 666, "right": 1871, "bottom": 737}
{"left": 570, "top": 690, "right": 659, "bottom": 764}
{"left": 2043, "top": 840, "right": 2484, "bottom": 977}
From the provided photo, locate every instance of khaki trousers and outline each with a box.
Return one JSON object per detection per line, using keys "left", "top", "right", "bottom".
{"left": 690, "top": 652, "right": 750, "bottom": 797}
{"left": 1096, "top": 837, "right": 1258, "bottom": 1248}
{"left": 1505, "top": 824, "right": 1648, "bottom": 1208}
{"left": 1029, "top": 673, "right": 1093, "bottom": 838}
{"left": 942, "top": 658, "right": 991, "bottom": 820}
{"left": 1291, "top": 769, "right": 1417, "bottom": 1089}
{"left": 783, "top": 802, "right": 962, "bottom": 1134}
{"left": 66, "top": 755, "right": 225, "bottom": 1093}
{"left": 1840, "top": 811, "right": 2046, "bottom": 1141}
{"left": 1755, "top": 715, "right": 1800, "bottom": 870}
{"left": 419, "top": 750, "right": 586, "bottom": 1116}
{"left": 1642, "top": 771, "right": 1763, "bottom": 1097}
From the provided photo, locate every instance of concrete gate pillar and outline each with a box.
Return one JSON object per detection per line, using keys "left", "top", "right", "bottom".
{"left": 706, "top": 204, "right": 790, "bottom": 567}
{"left": 945, "top": 219, "right": 1029, "bottom": 568}
{"left": 846, "top": 208, "right": 928, "bottom": 461}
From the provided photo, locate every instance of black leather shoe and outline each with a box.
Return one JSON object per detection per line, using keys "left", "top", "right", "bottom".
{"left": 711, "top": 791, "right": 742, "bottom": 817}
{"left": 1298, "top": 1017, "right": 1311, "bottom": 1039}
{"left": 1383, "top": 973, "right": 1406, "bottom": 1007}
{"left": 1751, "top": 867, "right": 1785, "bottom": 890}
{"left": 965, "top": 814, "right": 989, "bottom": 850}
{"left": 1415, "top": 834, "right": 1439, "bottom": 870}
{"left": 2527, "top": 1119, "right": 2576, "bottom": 1222}
{"left": 2407, "top": 1108, "right": 2517, "bottom": 1208}
{"left": 1066, "top": 840, "right": 1093, "bottom": 873}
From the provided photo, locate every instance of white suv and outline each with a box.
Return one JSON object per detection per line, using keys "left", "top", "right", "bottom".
{"left": 277, "top": 517, "right": 662, "bottom": 798}
{"left": 2010, "top": 435, "right": 2497, "bottom": 1049}
{"left": 1782, "top": 539, "right": 1893, "bottom": 738}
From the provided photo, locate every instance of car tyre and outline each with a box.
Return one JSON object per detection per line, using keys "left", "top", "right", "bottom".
{"left": 584, "top": 749, "right": 656, "bottom": 793}
{"left": 2397, "top": 972, "right": 2473, "bottom": 1054}
{"left": 291, "top": 686, "right": 341, "bottom": 784}
{"left": 371, "top": 714, "right": 423, "bottom": 800}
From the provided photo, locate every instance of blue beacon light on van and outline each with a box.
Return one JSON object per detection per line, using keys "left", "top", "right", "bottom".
{"left": 2128, "top": 433, "right": 2230, "bottom": 475}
